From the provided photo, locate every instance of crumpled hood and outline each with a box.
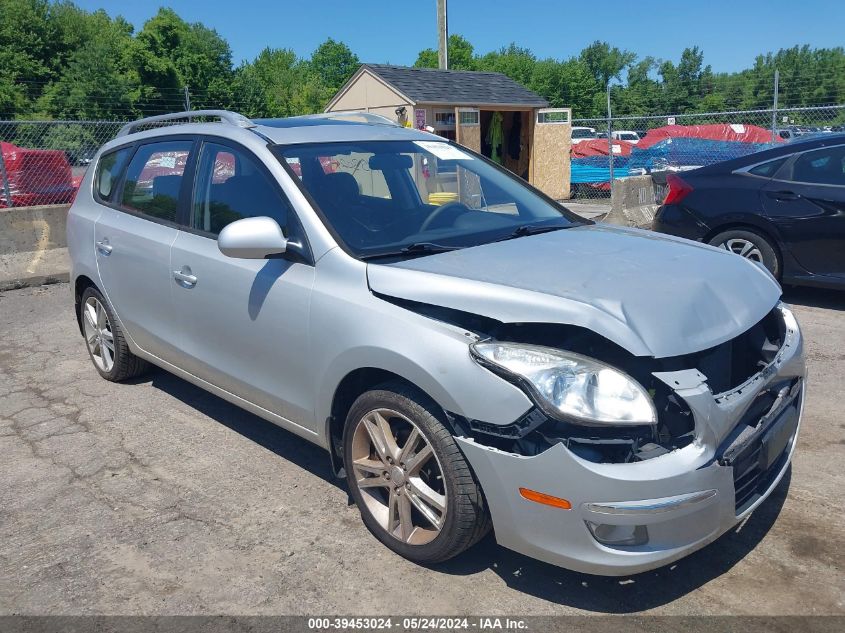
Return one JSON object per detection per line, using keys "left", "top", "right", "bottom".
{"left": 366, "top": 224, "right": 781, "bottom": 358}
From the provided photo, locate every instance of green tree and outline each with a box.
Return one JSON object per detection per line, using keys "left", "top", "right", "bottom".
{"left": 579, "top": 40, "right": 636, "bottom": 87}
{"left": 130, "top": 8, "right": 233, "bottom": 113}
{"left": 477, "top": 44, "right": 536, "bottom": 88}
{"left": 38, "top": 35, "right": 138, "bottom": 119}
{"left": 0, "top": 0, "right": 55, "bottom": 115}
{"left": 554, "top": 59, "right": 601, "bottom": 117}
{"left": 310, "top": 38, "right": 359, "bottom": 94}
{"left": 413, "top": 34, "right": 475, "bottom": 70}
{"left": 529, "top": 58, "right": 598, "bottom": 116}
{"left": 232, "top": 47, "right": 332, "bottom": 117}
{"left": 615, "top": 57, "right": 662, "bottom": 114}
{"left": 36, "top": 8, "right": 138, "bottom": 119}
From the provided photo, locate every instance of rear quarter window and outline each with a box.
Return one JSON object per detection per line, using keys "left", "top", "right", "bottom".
{"left": 748, "top": 157, "right": 788, "bottom": 178}
{"left": 94, "top": 147, "right": 132, "bottom": 202}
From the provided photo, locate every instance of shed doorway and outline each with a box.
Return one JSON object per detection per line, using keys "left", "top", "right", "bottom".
{"left": 479, "top": 110, "right": 532, "bottom": 181}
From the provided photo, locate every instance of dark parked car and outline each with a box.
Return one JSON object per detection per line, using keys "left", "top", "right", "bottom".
{"left": 653, "top": 134, "right": 845, "bottom": 289}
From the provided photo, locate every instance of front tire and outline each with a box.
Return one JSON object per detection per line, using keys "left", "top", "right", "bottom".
{"left": 343, "top": 383, "right": 490, "bottom": 564}
{"left": 709, "top": 228, "right": 780, "bottom": 278}
{"left": 80, "top": 287, "right": 149, "bottom": 382}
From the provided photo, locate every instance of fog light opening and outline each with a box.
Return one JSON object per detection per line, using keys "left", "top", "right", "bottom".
{"left": 587, "top": 522, "right": 649, "bottom": 546}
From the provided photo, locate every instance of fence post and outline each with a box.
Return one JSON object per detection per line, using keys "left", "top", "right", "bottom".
{"left": 606, "top": 82, "right": 614, "bottom": 202}
{"left": 771, "top": 69, "right": 779, "bottom": 145}
{"left": 0, "top": 150, "right": 12, "bottom": 207}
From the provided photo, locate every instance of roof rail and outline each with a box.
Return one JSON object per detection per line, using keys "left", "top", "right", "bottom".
{"left": 116, "top": 110, "right": 255, "bottom": 137}
{"left": 308, "top": 112, "right": 401, "bottom": 127}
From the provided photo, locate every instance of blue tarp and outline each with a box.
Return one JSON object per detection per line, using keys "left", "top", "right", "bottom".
{"left": 627, "top": 138, "right": 774, "bottom": 172}
{"left": 571, "top": 137, "right": 776, "bottom": 185}
{"left": 570, "top": 156, "right": 631, "bottom": 183}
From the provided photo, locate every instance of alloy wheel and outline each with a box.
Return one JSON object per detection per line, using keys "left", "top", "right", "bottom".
{"left": 350, "top": 408, "right": 447, "bottom": 545}
{"left": 719, "top": 238, "right": 763, "bottom": 263}
{"left": 82, "top": 296, "right": 115, "bottom": 373}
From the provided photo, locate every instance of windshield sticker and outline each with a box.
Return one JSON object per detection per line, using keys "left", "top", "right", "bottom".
{"left": 414, "top": 141, "right": 471, "bottom": 161}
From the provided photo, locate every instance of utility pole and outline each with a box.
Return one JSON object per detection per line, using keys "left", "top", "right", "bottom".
{"left": 437, "top": 0, "right": 448, "bottom": 70}
{"left": 183, "top": 86, "right": 191, "bottom": 112}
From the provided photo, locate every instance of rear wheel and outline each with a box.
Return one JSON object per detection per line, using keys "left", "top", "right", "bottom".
{"left": 343, "top": 383, "right": 490, "bottom": 564}
{"left": 709, "top": 228, "right": 780, "bottom": 278}
{"left": 80, "top": 287, "right": 149, "bottom": 382}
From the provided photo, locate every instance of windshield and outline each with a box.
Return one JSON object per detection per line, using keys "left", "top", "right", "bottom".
{"left": 277, "top": 140, "right": 583, "bottom": 259}
{"left": 572, "top": 129, "right": 595, "bottom": 139}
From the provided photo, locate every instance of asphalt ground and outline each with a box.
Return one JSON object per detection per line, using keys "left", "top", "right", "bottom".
{"left": 1, "top": 282, "right": 843, "bottom": 615}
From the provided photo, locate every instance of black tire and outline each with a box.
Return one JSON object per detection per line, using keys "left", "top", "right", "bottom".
{"left": 708, "top": 228, "right": 780, "bottom": 279}
{"left": 343, "top": 382, "right": 491, "bottom": 564}
{"left": 79, "top": 286, "right": 149, "bottom": 382}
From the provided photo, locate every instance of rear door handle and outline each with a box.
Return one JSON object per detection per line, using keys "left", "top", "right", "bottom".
{"left": 766, "top": 190, "right": 800, "bottom": 201}
{"left": 173, "top": 269, "right": 198, "bottom": 287}
{"left": 95, "top": 239, "right": 113, "bottom": 255}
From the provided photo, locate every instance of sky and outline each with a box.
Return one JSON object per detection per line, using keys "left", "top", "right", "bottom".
{"left": 73, "top": 0, "right": 845, "bottom": 72}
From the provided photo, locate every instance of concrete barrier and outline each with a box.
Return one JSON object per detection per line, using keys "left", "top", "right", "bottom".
{"left": 603, "top": 175, "right": 659, "bottom": 229}
{"left": 0, "top": 204, "right": 70, "bottom": 290}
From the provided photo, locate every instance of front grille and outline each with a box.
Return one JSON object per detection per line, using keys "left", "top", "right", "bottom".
{"left": 731, "top": 439, "right": 790, "bottom": 512}
{"left": 716, "top": 380, "right": 801, "bottom": 514}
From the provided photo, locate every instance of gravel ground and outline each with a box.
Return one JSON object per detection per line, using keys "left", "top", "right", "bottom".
{"left": 0, "top": 282, "right": 843, "bottom": 615}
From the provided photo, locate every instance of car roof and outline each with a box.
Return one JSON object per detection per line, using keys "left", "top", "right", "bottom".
{"left": 254, "top": 116, "right": 436, "bottom": 144}
{"left": 691, "top": 133, "right": 845, "bottom": 175}
{"left": 104, "top": 112, "right": 437, "bottom": 152}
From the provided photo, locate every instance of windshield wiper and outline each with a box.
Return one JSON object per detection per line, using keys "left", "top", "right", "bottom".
{"left": 496, "top": 223, "right": 571, "bottom": 242}
{"left": 360, "top": 242, "right": 461, "bottom": 261}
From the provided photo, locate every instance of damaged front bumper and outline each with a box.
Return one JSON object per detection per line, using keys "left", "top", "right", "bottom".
{"left": 456, "top": 305, "right": 805, "bottom": 576}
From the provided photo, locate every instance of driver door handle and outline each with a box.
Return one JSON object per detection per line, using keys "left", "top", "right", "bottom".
{"left": 173, "top": 269, "right": 197, "bottom": 287}
{"left": 766, "top": 190, "right": 800, "bottom": 201}
{"left": 95, "top": 239, "right": 113, "bottom": 255}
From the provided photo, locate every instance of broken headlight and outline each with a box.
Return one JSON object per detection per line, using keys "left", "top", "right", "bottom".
{"left": 470, "top": 342, "right": 657, "bottom": 427}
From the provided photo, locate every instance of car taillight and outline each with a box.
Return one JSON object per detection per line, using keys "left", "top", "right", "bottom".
{"left": 663, "top": 173, "right": 693, "bottom": 205}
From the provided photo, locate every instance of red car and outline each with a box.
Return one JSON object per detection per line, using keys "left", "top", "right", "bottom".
{"left": 0, "top": 142, "right": 78, "bottom": 207}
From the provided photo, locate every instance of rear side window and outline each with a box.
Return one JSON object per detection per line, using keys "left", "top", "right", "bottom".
{"left": 748, "top": 157, "right": 788, "bottom": 177}
{"left": 787, "top": 146, "right": 845, "bottom": 185}
{"left": 95, "top": 147, "right": 131, "bottom": 202}
{"left": 120, "top": 141, "right": 192, "bottom": 222}
{"left": 192, "top": 142, "right": 290, "bottom": 235}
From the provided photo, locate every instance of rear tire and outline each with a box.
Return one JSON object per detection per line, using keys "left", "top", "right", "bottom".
{"left": 343, "top": 382, "right": 491, "bottom": 564}
{"left": 709, "top": 228, "right": 780, "bottom": 279}
{"left": 80, "top": 287, "right": 149, "bottom": 382}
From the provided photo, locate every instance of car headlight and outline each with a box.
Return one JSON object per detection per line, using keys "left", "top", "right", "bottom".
{"left": 470, "top": 342, "right": 657, "bottom": 426}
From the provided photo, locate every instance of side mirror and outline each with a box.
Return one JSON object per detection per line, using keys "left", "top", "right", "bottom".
{"left": 218, "top": 216, "right": 288, "bottom": 259}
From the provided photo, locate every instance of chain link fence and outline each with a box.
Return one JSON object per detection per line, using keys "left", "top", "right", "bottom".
{"left": 0, "top": 120, "right": 122, "bottom": 208}
{"left": 1, "top": 78, "right": 844, "bottom": 211}
{"left": 569, "top": 105, "right": 845, "bottom": 204}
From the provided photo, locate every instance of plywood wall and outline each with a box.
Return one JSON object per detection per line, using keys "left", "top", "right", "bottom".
{"left": 531, "top": 118, "right": 571, "bottom": 200}
{"left": 457, "top": 109, "right": 481, "bottom": 152}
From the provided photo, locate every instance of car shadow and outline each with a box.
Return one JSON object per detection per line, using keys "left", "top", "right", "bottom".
{"left": 782, "top": 284, "right": 845, "bottom": 310}
{"left": 139, "top": 368, "right": 339, "bottom": 487}
{"left": 137, "top": 366, "right": 790, "bottom": 612}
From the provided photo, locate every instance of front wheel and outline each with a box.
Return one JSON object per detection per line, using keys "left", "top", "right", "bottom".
{"left": 343, "top": 383, "right": 490, "bottom": 564}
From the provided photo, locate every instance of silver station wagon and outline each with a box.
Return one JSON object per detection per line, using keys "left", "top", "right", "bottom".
{"left": 67, "top": 110, "right": 805, "bottom": 575}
